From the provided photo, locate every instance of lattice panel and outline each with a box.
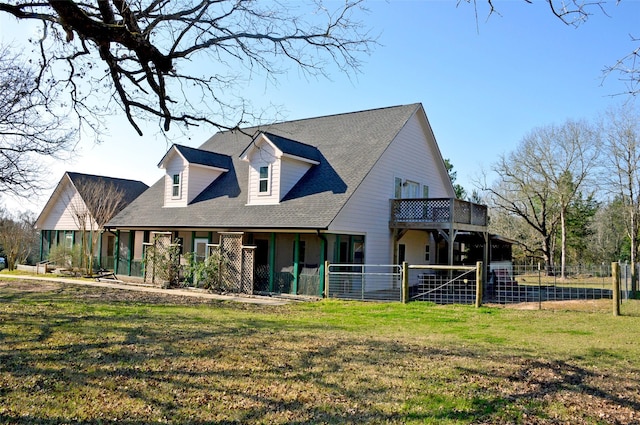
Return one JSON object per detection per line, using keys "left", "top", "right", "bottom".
{"left": 453, "top": 200, "right": 471, "bottom": 224}
{"left": 472, "top": 204, "right": 488, "bottom": 226}
{"left": 393, "top": 199, "right": 452, "bottom": 222}
{"left": 241, "top": 247, "right": 255, "bottom": 294}
{"left": 144, "top": 233, "right": 172, "bottom": 285}
{"left": 220, "top": 233, "right": 242, "bottom": 292}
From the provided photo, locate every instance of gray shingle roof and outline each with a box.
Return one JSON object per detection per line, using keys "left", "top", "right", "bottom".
{"left": 249, "top": 132, "right": 322, "bottom": 163}
{"left": 159, "top": 144, "right": 232, "bottom": 170}
{"left": 67, "top": 172, "right": 149, "bottom": 206}
{"left": 108, "top": 103, "right": 421, "bottom": 230}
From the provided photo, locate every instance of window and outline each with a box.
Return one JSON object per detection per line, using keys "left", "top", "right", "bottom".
{"left": 172, "top": 173, "right": 181, "bottom": 197}
{"left": 65, "top": 232, "right": 74, "bottom": 249}
{"left": 259, "top": 166, "right": 269, "bottom": 193}
{"left": 423, "top": 185, "right": 429, "bottom": 199}
{"left": 425, "top": 244, "right": 430, "bottom": 262}
{"left": 394, "top": 177, "right": 402, "bottom": 199}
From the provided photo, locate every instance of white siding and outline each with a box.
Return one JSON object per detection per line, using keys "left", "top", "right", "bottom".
{"left": 186, "top": 165, "right": 224, "bottom": 203}
{"left": 164, "top": 154, "right": 188, "bottom": 208}
{"left": 246, "top": 143, "right": 280, "bottom": 205}
{"left": 328, "top": 110, "right": 454, "bottom": 265}
{"left": 280, "top": 157, "right": 312, "bottom": 200}
{"left": 398, "top": 231, "right": 432, "bottom": 265}
{"left": 37, "top": 181, "right": 97, "bottom": 231}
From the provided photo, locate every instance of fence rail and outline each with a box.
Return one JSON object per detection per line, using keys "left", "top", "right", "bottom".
{"left": 486, "top": 263, "right": 627, "bottom": 304}
{"left": 326, "top": 261, "right": 627, "bottom": 309}
{"left": 327, "top": 264, "right": 402, "bottom": 301}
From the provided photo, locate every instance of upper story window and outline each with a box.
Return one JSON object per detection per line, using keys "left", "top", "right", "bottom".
{"left": 259, "top": 166, "right": 269, "bottom": 193}
{"left": 172, "top": 173, "right": 181, "bottom": 197}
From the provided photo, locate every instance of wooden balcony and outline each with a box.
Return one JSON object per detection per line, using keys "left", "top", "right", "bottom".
{"left": 389, "top": 198, "right": 488, "bottom": 232}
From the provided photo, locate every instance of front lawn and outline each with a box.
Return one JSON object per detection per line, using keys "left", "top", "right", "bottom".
{"left": 1, "top": 279, "right": 639, "bottom": 424}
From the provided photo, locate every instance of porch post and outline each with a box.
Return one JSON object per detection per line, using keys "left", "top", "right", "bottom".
{"left": 97, "top": 231, "right": 103, "bottom": 268}
{"left": 319, "top": 236, "right": 326, "bottom": 297}
{"left": 448, "top": 228, "right": 456, "bottom": 266}
{"left": 268, "top": 232, "right": 276, "bottom": 292}
{"left": 114, "top": 230, "right": 120, "bottom": 274}
{"left": 39, "top": 231, "right": 45, "bottom": 262}
{"left": 483, "top": 232, "right": 489, "bottom": 286}
{"left": 293, "top": 233, "right": 300, "bottom": 295}
{"left": 128, "top": 231, "right": 134, "bottom": 276}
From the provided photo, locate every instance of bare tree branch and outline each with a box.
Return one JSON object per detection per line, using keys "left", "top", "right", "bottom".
{"left": 0, "top": 45, "right": 75, "bottom": 197}
{"left": 0, "top": 1, "right": 374, "bottom": 135}
{"left": 461, "top": 1, "right": 639, "bottom": 94}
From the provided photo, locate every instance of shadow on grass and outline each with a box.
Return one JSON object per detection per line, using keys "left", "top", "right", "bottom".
{"left": 1, "top": 283, "right": 639, "bottom": 424}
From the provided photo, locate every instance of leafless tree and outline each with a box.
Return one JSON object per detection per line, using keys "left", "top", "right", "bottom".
{"left": 0, "top": 208, "right": 38, "bottom": 270}
{"left": 600, "top": 103, "right": 640, "bottom": 297}
{"left": 0, "top": 45, "right": 75, "bottom": 197}
{"left": 532, "top": 121, "right": 600, "bottom": 278}
{"left": 66, "top": 176, "right": 127, "bottom": 274}
{"left": 0, "top": 1, "right": 373, "bottom": 137}
{"left": 481, "top": 158, "right": 559, "bottom": 272}
{"left": 481, "top": 120, "right": 600, "bottom": 275}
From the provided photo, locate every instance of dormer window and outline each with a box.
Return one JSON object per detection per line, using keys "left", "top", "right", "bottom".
{"left": 241, "top": 132, "right": 321, "bottom": 206}
{"left": 172, "top": 173, "right": 181, "bottom": 198}
{"left": 158, "top": 144, "right": 231, "bottom": 208}
{"left": 258, "top": 166, "right": 269, "bottom": 194}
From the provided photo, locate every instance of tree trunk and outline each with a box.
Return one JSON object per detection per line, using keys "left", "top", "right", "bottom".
{"left": 631, "top": 208, "right": 638, "bottom": 298}
{"left": 543, "top": 234, "right": 554, "bottom": 276}
{"left": 561, "top": 208, "right": 567, "bottom": 280}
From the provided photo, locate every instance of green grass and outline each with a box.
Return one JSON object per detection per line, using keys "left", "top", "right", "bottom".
{"left": 1, "top": 280, "right": 640, "bottom": 424}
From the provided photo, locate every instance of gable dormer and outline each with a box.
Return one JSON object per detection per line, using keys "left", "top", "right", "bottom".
{"left": 240, "top": 132, "right": 321, "bottom": 205}
{"left": 158, "top": 144, "right": 231, "bottom": 207}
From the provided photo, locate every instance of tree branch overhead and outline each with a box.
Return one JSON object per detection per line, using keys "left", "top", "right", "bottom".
{"left": 0, "top": 0, "right": 374, "bottom": 135}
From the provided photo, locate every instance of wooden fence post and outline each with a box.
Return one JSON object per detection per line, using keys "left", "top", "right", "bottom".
{"left": 612, "top": 262, "right": 620, "bottom": 317}
{"left": 324, "top": 260, "right": 330, "bottom": 298}
{"left": 475, "top": 261, "right": 483, "bottom": 308}
{"left": 402, "top": 261, "right": 409, "bottom": 304}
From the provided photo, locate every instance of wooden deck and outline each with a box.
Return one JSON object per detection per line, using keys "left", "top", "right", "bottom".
{"left": 389, "top": 198, "right": 488, "bottom": 232}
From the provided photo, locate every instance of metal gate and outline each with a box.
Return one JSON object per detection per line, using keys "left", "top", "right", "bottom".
{"left": 327, "top": 264, "right": 402, "bottom": 301}
{"left": 326, "top": 263, "right": 480, "bottom": 304}
{"left": 409, "top": 265, "right": 477, "bottom": 304}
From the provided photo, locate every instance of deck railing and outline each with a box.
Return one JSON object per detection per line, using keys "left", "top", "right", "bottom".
{"left": 390, "top": 198, "right": 488, "bottom": 227}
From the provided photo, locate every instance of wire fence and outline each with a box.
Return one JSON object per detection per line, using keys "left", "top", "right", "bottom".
{"left": 486, "top": 264, "right": 627, "bottom": 305}
{"left": 326, "top": 264, "right": 402, "bottom": 301}
{"left": 326, "top": 262, "right": 631, "bottom": 308}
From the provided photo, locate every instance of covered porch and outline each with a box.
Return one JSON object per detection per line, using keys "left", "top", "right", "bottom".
{"left": 389, "top": 198, "right": 490, "bottom": 271}
{"left": 110, "top": 229, "right": 365, "bottom": 297}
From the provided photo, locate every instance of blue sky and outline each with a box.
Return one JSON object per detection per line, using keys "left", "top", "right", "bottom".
{"left": 2, "top": 0, "right": 639, "bottom": 212}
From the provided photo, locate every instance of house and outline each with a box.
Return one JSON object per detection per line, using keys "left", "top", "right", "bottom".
{"left": 35, "top": 172, "right": 149, "bottom": 271}
{"left": 106, "top": 103, "right": 494, "bottom": 295}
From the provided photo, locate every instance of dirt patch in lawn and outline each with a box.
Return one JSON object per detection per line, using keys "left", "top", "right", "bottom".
{"left": 0, "top": 279, "right": 62, "bottom": 292}
{"left": 488, "top": 298, "right": 614, "bottom": 312}
{"left": 0, "top": 278, "right": 277, "bottom": 308}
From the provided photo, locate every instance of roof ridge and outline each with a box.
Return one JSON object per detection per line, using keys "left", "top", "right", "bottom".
{"left": 218, "top": 103, "right": 422, "bottom": 136}
{"left": 66, "top": 171, "right": 146, "bottom": 184}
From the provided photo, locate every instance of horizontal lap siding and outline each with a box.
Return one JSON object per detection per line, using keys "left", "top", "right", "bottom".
{"left": 187, "top": 166, "right": 224, "bottom": 203}
{"left": 247, "top": 143, "right": 280, "bottom": 205}
{"left": 328, "top": 112, "right": 452, "bottom": 264}
{"left": 280, "top": 158, "right": 311, "bottom": 200}
{"left": 39, "top": 183, "right": 93, "bottom": 231}
{"left": 164, "top": 156, "right": 188, "bottom": 208}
